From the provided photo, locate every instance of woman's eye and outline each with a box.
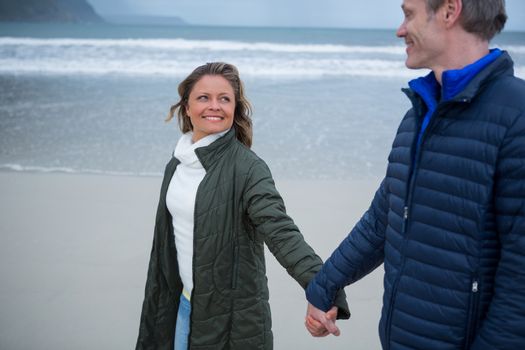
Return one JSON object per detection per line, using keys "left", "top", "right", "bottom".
{"left": 220, "top": 96, "right": 231, "bottom": 102}
{"left": 197, "top": 95, "right": 208, "bottom": 101}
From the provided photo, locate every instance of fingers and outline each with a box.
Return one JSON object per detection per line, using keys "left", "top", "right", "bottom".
{"left": 305, "top": 315, "right": 329, "bottom": 337}
{"left": 321, "top": 315, "right": 340, "bottom": 336}
{"left": 305, "top": 303, "right": 341, "bottom": 337}
{"left": 324, "top": 306, "right": 341, "bottom": 336}
{"left": 326, "top": 306, "right": 338, "bottom": 320}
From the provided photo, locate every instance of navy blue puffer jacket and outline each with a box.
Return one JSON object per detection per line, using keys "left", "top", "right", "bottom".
{"left": 306, "top": 52, "right": 525, "bottom": 349}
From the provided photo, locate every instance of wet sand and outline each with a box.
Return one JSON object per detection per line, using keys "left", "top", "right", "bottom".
{"left": 0, "top": 171, "right": 383, "bottom": 349}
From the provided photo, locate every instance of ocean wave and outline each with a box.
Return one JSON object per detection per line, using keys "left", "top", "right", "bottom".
{"left": 0, "top": 57, "right": 428, "bottom": 78}
{"left": 497, "top": 45, "right": 525, "bottom": 54}
{"left": 0, "top": 57, "right": 422, "bottom": 78}
{"left": 0, "top": 163, "right": 162, "bottom": 177}
{"left": 515, "top": 66, "right": 525, "bottom": 78}
{"left": 3, "top": 56, "right": 523, "bottom": 79}
{"left": 0, "top": 36, "right": 407, "bottom": 54}
{"left": 2, "top": 37, "right": 524, "bottom": 54}
{"left": 1, "top": 37, "right": 523, "bottom": 79}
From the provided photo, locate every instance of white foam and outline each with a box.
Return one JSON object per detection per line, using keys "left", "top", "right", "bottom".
{"left": 0, "top": 163, "right": 162, "bottom": 177}
{"left": 0, "top": 56, "right": 422, "bottom": 78}
{"left": 3, "top": 37, "right": 522, "bottom": 54}
{"left": 497, "top": 45, "right": 525, "bottom": 54}
{"left": 515, "top": 66, "right": 525, "bottom": 79}
{"left": 0, "top": 36, "right": 406, "bottom": 54}
{"left": 0, "top": 37, "right": 522, "bottom": 79}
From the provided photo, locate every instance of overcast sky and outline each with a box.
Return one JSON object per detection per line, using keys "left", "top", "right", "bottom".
{"left": 87, "top": 0, "right": 525, "bottom": 31}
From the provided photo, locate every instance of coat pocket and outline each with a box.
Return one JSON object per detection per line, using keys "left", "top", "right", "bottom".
{"left": 231, "top": 241, "right": 239, "bottom": 289}
{"left": 464, "top": 278, "right": 480, "bottom": 349}
{"left": 213, "top": 238, "right": 260, "bottom": 298}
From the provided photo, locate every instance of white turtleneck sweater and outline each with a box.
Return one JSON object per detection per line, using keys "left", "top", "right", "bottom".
{"left": 165, "top": 130, "right": 228, "bottom": 296}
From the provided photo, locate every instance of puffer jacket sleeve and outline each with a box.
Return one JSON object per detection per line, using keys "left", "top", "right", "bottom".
{"left": 305, "top": 179, "right": 389, "bottom": 312}
{"left": 471, "top": 113, "right": 525, "bottom": 349}
{"left": 243, "top": 159, "right": 350, "bottom": 318}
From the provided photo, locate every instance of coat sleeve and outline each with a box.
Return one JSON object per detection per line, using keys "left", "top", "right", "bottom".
{"left": 243, "top": 160, "right": 350, "bottom": 318}
{"left": 305, "top": 179, "right": 389, "bottom": 312}
{"left": 471, "top": 113, "right": 525, "bottom": 349}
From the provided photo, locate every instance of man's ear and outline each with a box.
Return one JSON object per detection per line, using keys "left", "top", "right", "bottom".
{"left": 442, "top": 0, "right": 462, "bottom": 27}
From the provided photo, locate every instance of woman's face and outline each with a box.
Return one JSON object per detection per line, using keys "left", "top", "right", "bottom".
{"left": 185, "top": 74, "right": 236, "bottom": 143}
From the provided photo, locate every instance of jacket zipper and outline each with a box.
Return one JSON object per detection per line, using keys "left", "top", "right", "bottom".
{"left": 465, "top": 279, "right": 480, "bottom": 349}
{"left": 385, "top": 98, "right": 455, "bottom": 349}
{"left": 385, "top": 107, "right": 427, "bottom": 349}
{"left": 230, "top": 178, "right": 240, "bottom": 290}
{"left": 231, "top": 241, "right": 239, "bottom": 289}
{"left": 386, "top": 93, "right": 470, "bottom": 348}
{"left": 187, "top": 175, "right": 208, "bottom": 349}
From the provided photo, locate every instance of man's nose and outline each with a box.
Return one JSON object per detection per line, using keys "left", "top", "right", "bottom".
{"left": 396, "top": 22, "right": 406, "bottom": 38}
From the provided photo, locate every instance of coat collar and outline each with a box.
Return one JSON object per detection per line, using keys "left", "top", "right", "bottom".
{"left": 161, "top": 128, "right": 237, "bottom": 199}
{"left": 452, "top": 50, "right": 514, "bottom": 102}
{"left": 403, "top": 51, "right": 515, "bottom": 112}
{"left": 194, "top": 127, "right": 237, "bottom": 172}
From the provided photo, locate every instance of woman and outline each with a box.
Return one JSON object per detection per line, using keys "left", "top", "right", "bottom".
{"left": 136, "top": 62, "right": 349, "bottom": 350}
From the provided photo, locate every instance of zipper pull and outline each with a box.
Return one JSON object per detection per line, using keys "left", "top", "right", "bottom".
{"left": 402, "top": 206, "right": 409, "bottom": 233}
{"left": 472, "top": 281, "right": 478, "bottom": 293}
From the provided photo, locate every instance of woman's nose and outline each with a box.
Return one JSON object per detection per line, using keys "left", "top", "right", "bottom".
{"left": 208, "top": 98, "right": 220, "bottom": 110}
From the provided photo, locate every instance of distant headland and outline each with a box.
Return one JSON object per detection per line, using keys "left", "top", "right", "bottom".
{"left": 0, "top": 0, "right": 103, "bottom": 23}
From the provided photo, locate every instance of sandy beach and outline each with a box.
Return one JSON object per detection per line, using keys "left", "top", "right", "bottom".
{"left": 0, "top": 171, "right": 383, "bottom": 350}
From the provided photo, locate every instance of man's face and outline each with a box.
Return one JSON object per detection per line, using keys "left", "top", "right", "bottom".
{"left": 396, "top": 0, "right": 447, "bottom": 70}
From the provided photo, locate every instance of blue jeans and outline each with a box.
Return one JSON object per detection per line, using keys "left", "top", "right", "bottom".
{"left": 174, "top": 293, "right": 191, "bottom": 350}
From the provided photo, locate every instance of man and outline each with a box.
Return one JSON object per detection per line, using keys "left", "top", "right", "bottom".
{"left": 305, "top": 0, "right": 525, "bottom": 348}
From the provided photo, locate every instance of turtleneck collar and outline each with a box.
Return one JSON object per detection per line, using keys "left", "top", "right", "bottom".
{"left": 174, "top": 129, "right": 230, "bottom": 167}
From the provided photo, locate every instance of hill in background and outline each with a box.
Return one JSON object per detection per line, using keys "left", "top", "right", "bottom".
{"left": 0, "top": 0, "right": 103, "bottom": 22}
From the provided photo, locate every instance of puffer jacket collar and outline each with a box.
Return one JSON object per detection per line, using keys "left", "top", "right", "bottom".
{"left": 194, "top": 127, "right": 236, "bottom": 171}
{"left": 453, "top": 50, "right": 513, "bottom": 102}
{"left": 403, "top": 51, "right": 514, "bottom": 115}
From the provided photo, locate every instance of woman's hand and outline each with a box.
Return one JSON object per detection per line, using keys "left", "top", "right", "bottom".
{"left": 305, "top": 303, "right": 340, "bottom": 337}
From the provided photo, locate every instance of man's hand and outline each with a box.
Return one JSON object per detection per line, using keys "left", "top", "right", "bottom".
{"left": 305, "top": 302, "right": 340, "bottom": 337}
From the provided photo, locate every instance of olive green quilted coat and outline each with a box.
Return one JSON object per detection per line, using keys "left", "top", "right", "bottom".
{"left": 136, "top": 129, "right": 348, "bottom": 349}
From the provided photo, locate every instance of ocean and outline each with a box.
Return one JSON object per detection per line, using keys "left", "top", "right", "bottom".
{"left": 1, "top": 22, "right": 524, "bottom": 180}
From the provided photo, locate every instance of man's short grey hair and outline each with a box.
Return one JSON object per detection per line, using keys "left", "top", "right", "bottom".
{"left": 426, "top": 0, "right": 507, "bottom": 40}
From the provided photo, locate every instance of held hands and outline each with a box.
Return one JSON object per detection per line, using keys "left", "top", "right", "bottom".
{"left": 305, "top": 302, "right": 340, "bottom": 337}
